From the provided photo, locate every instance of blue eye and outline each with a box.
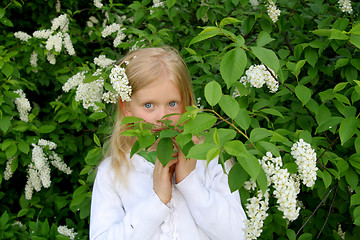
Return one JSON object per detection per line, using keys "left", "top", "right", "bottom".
{"left": 169, "top": 101, "right": 177, "bottom": 107}
{"left": 144, "top": 103, "right": 153, "bottom": 109}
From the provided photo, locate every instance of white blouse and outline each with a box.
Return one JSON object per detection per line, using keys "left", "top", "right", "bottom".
{"left": 90, "top": 154, "right": 246, "bottom": 240}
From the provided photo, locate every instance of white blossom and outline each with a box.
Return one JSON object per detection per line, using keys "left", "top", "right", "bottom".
{"left": 63, "top": 33, "right": 76, "bottom": 56}
{"left": 14, "top": 31, "right": 32, "bottom": 42}
{"left": 62, "top": 71, "right": 87, "bottom": 92}
{"left": 33, "top": 29, "right": 54, "bottom": 39}
{"left": 94, "top": 55, "right": 116, "bottom": 68}
{"left": 58, "top": 225, "right": 78, "bottom": 240}
{"left": 338, "top": 0, "right": 353, "bottom": 14}
{"left": 338, "top": 224, "right": 345, "bottom": 240}
{"left": 94, "top": 0, "right": 103, "bottom": 8}
{"left": 47, "top": 52, "right": 56, "bottom": 64}
{"left": 46, "top": 32, "right": 63, "bottom": 52}
{"left": 244, "top": 190, "right": 269, "bottom": 239}
{"left": 109, "top": 65, "right": 132, "bottom": 102}
{"left": 14, "top": 89, "right": 32, "bottom": 122}
{"left": 25, "top": 139, "right": 72, "bottom": 200}
{"left": 241, "top": 64, "right": 279, "bottom": 93}
{"left": 291, "top": 139, "right": 318, "bottom": 188}
{"left": 75, "top": 78, "right": 104, "bottom": 110}
{"left": 101, "top": 23, "right": 121, "bottom": 38}
{"left": 30, "top": 51, "right": 38, "bottom": 68}
{"left": 51, "top": 14, "right": 69, "bottom": 32}
{"left": 3, "top": 157, "right": 15, "bottom": 180}
{"left": 56, "top": 0, "right": 61, "bottom": 12}
{"left": 102, "top": 91, "right": 119, "bottom": 104}
{"left": 267, "top": 0, "right": 281, "bottom": 23}
{"left": 249, "top": 0, "right": 259, "bottom": 7}
{"left": 114, "top": 29, "right": 126, "bottom": 47}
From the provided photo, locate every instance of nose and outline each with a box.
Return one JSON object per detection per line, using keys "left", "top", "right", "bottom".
{"left": 156, "top": 107, "right": 170, "bottom": 123}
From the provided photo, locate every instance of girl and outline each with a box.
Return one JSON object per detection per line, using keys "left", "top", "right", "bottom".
{"left": 90, "top": 47, "right": 247, "bottom": 240}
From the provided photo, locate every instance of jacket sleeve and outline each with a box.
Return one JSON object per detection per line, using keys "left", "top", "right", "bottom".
{"left": 90, "top": 161, "right": 170, "bottom": 240}
{"left": 175, "top": 158, "right": 247, "bottom": 240}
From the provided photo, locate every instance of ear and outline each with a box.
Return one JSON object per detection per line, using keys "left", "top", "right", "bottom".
{"left": 119, "top": 99, "right": 132, "bottom": 117}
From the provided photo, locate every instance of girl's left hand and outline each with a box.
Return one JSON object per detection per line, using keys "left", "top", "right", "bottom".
{"left": 172, "top": 139, "right": 197, "bottom": 184}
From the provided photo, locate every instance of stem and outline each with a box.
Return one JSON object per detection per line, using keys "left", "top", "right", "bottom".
{"left": 296, "top": 185, "right": 336, "bottom": 236}
{"left": 316, "top": 185, "right": 338, "bottom": 239}
{"left": 205, "top": 108, "right": 250, "bottom": 141}
{"left": 317, "top": 137, "right": 339, "bottom": 163}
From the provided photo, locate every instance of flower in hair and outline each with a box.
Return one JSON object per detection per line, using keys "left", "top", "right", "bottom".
{"left": 109, "top": 65, "right": 132, "bottom": 102}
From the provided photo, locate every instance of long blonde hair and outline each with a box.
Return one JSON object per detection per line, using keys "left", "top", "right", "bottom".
{"left": 105, "top": 47, "right": 195, "bottom": 183}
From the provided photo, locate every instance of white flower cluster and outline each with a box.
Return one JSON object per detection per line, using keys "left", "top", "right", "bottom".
{"left": 338, "top": 224, "right": 345, "bottom": 240}
{"left": 101, "top": 23, "right": 126, "bottom": 47}
{"left": 3, "top": 157, "right": 15, "bottom": 180}
{"left": 150, "top": 0, "right": 165, "bottom": 14}
{"left": 237, "top": 64, "right": 279, "bottom": 94}
{"left": 249, "top": 0, "right": 259, "bottom": 7}
{"left": 267, "top": 0, "right": 281, "bottom": 23}
{"left": 244, "top": 189, "right": 269, "bottom": 239}
{"left": 62, "top": 71, "right": 87, "bottom": 92}
{"left": 87, "top": 16, "right": 99, "bottom": 28}
{"left": 109, "top": 65, "right": 132, "bottom": 102}
{"left": 94, "top": 55, "right": 116, "bottom": 68}
{"left": 14, "top": 89, "right": 32, "bottom": 122}
{"left": 25, "top": 139, "right": 72, "bottom": 200}
{"left": 30, "top": 51, "right": 38, "bottom": 68}
{"left": 338, "top": 0, "right": 353, "bottom": 14}
{"left": 75, "top": 77, "right": 104, "bottom": 110}
{"left": 94, "top": 0, "right": 103, "bottom": 8}
{"left": 291, "top": 139, "right": 318, "bottom": 187}
{"left": 14, "top": 31, "right": 32, "bottom": 42}
{"left": 16, "top": 14, "right": 75, "bottom": 65}
{"left": 259, "top": 152, "right": 301, "bottom": 221}
{"left": 58, "top": 225, "right": 78, "bottom": 240}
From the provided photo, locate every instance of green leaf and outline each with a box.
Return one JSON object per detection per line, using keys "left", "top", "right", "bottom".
{"left": 295, "top": 60, "right": 307, "bottom": 75}
{"left": 157, "top": 137, "right": 173, "bottom": 166}
{"left": 298, "top": 232, "right": 313, "bottom": 240}
{"left": 93, "top": 134, "right": 101, "bottom": 147}
{"left": 287, "top": 229, "right": 296, "bottom": 240}
{"left": 187, "top": 143, "right": 218, "bottom": 160}
{"left": 350, "top": 35, "right": 360, "bottom": 49}
{"left": 346, "top": 168, "right": 358, "bottom": 191}
{"left": 260, "top": 108, "right": 284, "bottom": 118}
{"left": 251, "top": 46, "right": 279, "bottom": 73}
{"left": 228, "top": 163, "right": 248, "bottom": 192}
{"left": 335, "top": 58, "right": 350, "bottom": 69}
{"left": 0, "top": 117, "right": 11, "bottom": 133}
{"left": 250, "top": 128, "right": 272, "bottom": 142}
{"left": 351, "top": 194, "right": 360, "bottom": 206}
{"left": 315, "top": 117, "right": 343, "bottom": 134}
{"left": 166, "top": 0, "right": 176, "bottom": 8}
{"left": 333, "top": 82, "right": 348, "bottom": 92}
{"left": 339, "top": 117, "right": 357, "bottom": 145}
{"left": 121, "top": 116, "right": 144, "bottom": 125}
{"left": 85, "top": 147, "right": 103, "bottom": 165}
{"left": 295, "top": 85, "right": 312, "bottom": 106}
{"left": 189, "top": 27, "right": 221, "bottom": 46}
{"left": 89, "top": 111, "right": 107, "bottom": 120}
{"left": 204, "top": 81, "right": 222, "bottom": 106}
{"left": 206, "top": 147, "right": 220, "bottom": 164}
{"left": 183, "top": 113, "right": 217, "bottom": 134}
{"left": 219, "top": 95, "right": 239, "bottom": 119}
{"left": 1, "top": 63, "right": 14, "bottom": 78}
{"left": 234, "top": 109, "right": 250, "bottom": 131}
{"left": 305, "top": 47, "right": 318, "bottom": 67}
{"left": 329, "top": 29, "right": 348, "bottom": 40}
{"left": 256, "top": 31, "right": 275, "bottom": 47}
{"left": 236, "top": 153, "right": 261, "bottom": 180}
{"left": 0, "top": 8, "right": 5, "bottom": 19}
{"left": 38, "top": 124, "right": 56, "bottom": 133}
{"left": 220, "top": 47, "right": 247, "bottom": 88}
{"left": 18, "top": 139, "right": 30, "bottom": 154}
{"left": 224, "top": 140, "right": 245, "bottom": 156}
{"left": 219, "top": 17, "right": 240, "bottom": 28}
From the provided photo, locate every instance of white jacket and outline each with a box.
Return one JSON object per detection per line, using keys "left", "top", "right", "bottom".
{"left": 90, "top": 154, "right": 246, "bottom": 240}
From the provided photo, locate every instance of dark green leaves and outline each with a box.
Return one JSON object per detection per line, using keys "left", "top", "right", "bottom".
{"left": 156, "top": 137, "right": 173, "bottom": 166}
{"left": 220, "top": 47, "right": 247, "bottom": 88}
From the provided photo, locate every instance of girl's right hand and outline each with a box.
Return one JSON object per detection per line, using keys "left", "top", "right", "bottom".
{"left": 153, "top": 158, "right": 178, "bottom": 204}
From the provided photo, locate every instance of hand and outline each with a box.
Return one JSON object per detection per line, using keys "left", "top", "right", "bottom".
{"left": 173, "top": 139, "right": 197, "bottom": 184}
{"left": 153, "top": 157, "right": 178, "bottom": 204}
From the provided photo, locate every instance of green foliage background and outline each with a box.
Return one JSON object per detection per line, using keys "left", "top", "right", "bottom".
{"left": 0, "top": 0, "right": 360, "bottom": 239}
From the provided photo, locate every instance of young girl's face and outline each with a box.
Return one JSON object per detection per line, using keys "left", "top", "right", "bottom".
{"left": 123, "top": 77, "right": 184, "bottom": 128}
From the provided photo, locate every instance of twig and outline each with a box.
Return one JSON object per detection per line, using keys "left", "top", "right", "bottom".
{"left": 296, "top": 185, "right": 336, "bottom": 236}
{"left": 317, "top": 185, "right": 338, "bottom": 239}
{"left": 317, "top": 136, "right": 339, "bottom": 163}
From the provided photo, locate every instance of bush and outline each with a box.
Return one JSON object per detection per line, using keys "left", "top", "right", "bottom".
{"left": 0, "top": 0, "right": 359, "bottom": 239}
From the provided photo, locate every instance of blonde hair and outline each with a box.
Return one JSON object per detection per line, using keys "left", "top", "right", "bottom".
{"left": 105, "top": 47, "right": 195, "bottom": 184}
